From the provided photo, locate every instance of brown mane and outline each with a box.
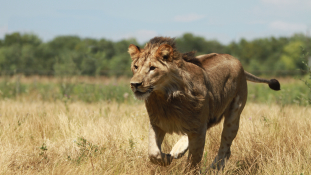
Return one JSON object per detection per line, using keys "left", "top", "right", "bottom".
{"left": 145, "top": 37, "right": 202, "bottom": 67}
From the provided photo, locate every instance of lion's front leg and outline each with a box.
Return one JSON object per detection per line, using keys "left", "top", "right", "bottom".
{"left": 148, "top": 123, "right": 172, "bottom": 166}
{"left": 187, "top": 125, "right": 207, "bottom": 170}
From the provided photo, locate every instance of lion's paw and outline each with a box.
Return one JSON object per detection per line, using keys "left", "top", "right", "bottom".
{"left": 170, "top": 137, "right": 189, "bottom": 159}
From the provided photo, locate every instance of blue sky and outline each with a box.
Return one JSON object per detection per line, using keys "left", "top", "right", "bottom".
{"left": 0, "top": 0, "right": 310, "bottom": 44}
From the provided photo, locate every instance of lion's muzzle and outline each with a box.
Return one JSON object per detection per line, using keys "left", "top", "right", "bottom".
{"left": 130, "top": 82, "right": 142, "bottom": 88}
{"left": 130, "top": 82, "right": 154, "bottom": 100}
{"left": 130, "top": 81, "right": 142, "bottom": 93}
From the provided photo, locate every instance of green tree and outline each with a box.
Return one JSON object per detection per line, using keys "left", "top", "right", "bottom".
{"left": 97, "top": 39, "right": 116, "bottom": 59}
{"left": 114, "top": 39, "right": 139, "bottom": 55}
{"left": 53, "top": 51, "right": 80, "bottom": 76}
{"left": 34, "top": 43, "right": 57, "bottom": 74}
{"left": 279, "top": 41, "right": 305, "bottom": 70}
{"left": 0, "top": 39, "right": 3, "bottom": 47}
{"left": 0, "top": 44, "right": 21, "bottom": 73}
{"left": 109, "top": 53, "right": 132, "bottom": 77}
{"left": 49, "top": 36, "right": 81, "bottom": 51}
{"left": 175, "top": 33, "right": 225, "bottom": 55}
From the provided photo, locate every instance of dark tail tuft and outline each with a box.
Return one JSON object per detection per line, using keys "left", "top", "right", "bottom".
{"left": 269, "top": 79, "right": 280, "bottom": 91}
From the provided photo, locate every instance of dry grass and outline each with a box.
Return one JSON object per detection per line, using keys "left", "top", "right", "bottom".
{"left": 0, "top": 100, "right": 311, "bottom": 174}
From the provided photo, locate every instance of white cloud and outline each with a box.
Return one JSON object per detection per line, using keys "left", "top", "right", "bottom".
{"left": 269, "top": 21, "right": 307, "bottom": 31}
{"left": 174, "top": 14, "right": 205, "bottom": 22}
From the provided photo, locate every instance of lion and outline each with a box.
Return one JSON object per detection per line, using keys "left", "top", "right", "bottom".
{"left": 128, "top": 37, "right": 280, "bottom": 171}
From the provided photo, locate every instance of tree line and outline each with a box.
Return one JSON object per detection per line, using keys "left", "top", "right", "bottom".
{"left": 0, "top": 32, "right": 310, "bottom": 77}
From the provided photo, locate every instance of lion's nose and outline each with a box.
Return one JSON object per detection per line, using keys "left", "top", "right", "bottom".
{"left": 131, "top": 82, "right": 142, "bottom": 88}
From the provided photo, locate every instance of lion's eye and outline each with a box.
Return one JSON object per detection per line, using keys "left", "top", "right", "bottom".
{"left": 150, "top": 66, "right": 156, "bottom": 71}
{"left": 134, "top": 65, "right": 138, "bottom": 69}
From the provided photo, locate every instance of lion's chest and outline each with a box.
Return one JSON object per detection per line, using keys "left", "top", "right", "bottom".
{"left": 145, "top": 96, "right": 203, "bottom": 134}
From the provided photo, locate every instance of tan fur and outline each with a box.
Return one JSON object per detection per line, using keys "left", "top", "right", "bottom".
{"left": 128, "top": 37, "right": 280, "bottom": 172}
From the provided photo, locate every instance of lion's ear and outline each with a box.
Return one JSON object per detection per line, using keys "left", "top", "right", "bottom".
{"left": 128, "top": 44, "right": 141, "bottom": 60}
{"left": 156, "top": 44, "right": 173, "bottom": 61}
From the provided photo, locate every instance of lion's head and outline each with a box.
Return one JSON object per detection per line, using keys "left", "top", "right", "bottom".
{"left": 128, "top": 37, "right": 192, "bottom": 100}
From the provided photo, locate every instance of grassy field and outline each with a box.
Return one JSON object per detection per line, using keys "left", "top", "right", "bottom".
{"left": 1, "top": 101, "right": 311, "bottom": 174}
{"left": 0, "top": 76, "right": 311, "bottom": 174}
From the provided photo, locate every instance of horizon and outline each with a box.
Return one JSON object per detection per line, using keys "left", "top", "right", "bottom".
{"left": 1, "top": 31, "right": 309, "bottom": 46}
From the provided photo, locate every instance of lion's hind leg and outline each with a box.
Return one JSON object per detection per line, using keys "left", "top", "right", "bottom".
{"left": 170, "top": 135, "right": 189, "bottom": 159}
{"left": 210, "top": 96, "right": 245, "bottom": 170}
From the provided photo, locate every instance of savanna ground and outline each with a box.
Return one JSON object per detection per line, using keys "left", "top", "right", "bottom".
{"left": 0, "top": 76, "right": 311, "bottom": 174}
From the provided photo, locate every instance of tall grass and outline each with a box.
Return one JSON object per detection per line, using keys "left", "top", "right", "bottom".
{"left": 0, "top": 76, "right": 310, "bottom": 174}
{"left": 0, "top": 100, "right": 310, "bottom": 174}
{"left": 247, "top": 77, "right": 310, "bottom": 105}
{"left": 0, "top": 76, "right": 136, "bottom": 104}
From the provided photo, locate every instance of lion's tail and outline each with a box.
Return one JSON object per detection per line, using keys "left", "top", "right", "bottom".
{"left": 244, "top": 71, "right": 280, "bottom": 91}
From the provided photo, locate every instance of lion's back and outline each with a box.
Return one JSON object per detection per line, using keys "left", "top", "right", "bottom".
{"left": 198, "top": 53, "right": 248, "bottom": 122}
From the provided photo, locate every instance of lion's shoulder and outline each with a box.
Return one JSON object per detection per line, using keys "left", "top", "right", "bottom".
{"left": 195, "top": 53, "right": 218, "bottom": 60}
{"left": 182, "top": 51, "right": 203, "bottom": 68}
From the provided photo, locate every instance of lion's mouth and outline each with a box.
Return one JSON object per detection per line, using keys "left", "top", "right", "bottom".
{"left": 133, "top": 87, "right": 154, "bottom": 100}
